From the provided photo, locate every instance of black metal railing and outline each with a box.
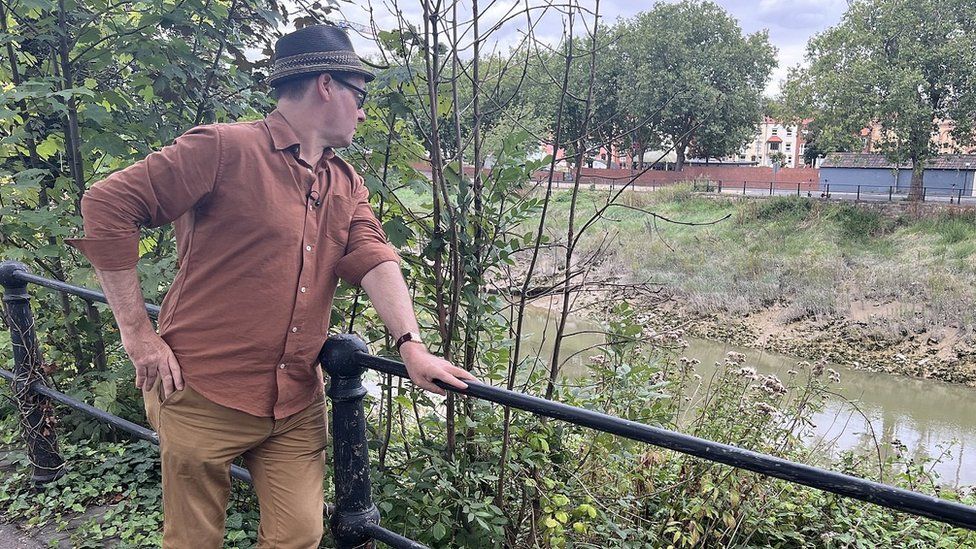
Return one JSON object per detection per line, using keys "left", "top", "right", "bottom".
{"left": 702, "top": 181, "right": 972, "bottom": 204}
{"left": 553, "top": 177, "right": 976, "bottom": 205}
{"left": 2, "top": 259, "right": 975, "bottom": 549}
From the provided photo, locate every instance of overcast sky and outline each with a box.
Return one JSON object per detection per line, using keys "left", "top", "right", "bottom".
{"left": 331, "top": 0, "right": 850, "bottom": 96}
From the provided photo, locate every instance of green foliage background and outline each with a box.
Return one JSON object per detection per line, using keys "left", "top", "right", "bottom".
{"left": 1, "top": 0, "right": 975, "bottom": 547}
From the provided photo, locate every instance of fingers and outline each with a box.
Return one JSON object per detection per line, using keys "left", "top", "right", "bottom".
{"left": 447, "top": 365, "right": 477, "bottom": 381}
{"left": 435, "top": 371, "right": 470, "bottom": 391}
{"left": 142, "top": 365, "right": 157, "bottom": 393}
{"left": 422, "top": 379, "right": 446, "bottom": 396}
{"left": 401, "top": 352, "right": 479, "bottom": 396}
{"left": 413, "top": 367, "right": 472, "bottom": 395}
{"left": 160, "top": 368, "right": 175, "bottom": 400}
{"left": 167, "top": 351, "right": 185, "bottom": 391}
{"left": 408, "top": 370, "right": 447, "bottom": 396}
{"left": 134, "top": 365, "right": 145, "bottom": 391}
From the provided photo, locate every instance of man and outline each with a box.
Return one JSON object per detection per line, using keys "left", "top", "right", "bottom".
{"left": 67, "top": 25, "right": 474, "bottom": 548}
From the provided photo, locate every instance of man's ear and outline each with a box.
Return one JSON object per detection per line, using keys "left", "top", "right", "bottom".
{"left": 315, "top": 73, "right": 334, "bottom": 101}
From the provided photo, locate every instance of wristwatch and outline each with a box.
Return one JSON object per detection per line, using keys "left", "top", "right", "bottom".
{"left": 395, "top": 331, "right": 423, "bottom": 352}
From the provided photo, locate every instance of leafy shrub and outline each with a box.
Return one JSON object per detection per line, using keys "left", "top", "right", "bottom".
{"left": 830, "top": 205, "right": 898, "bottom": 240}
{"left": 753, "top": 196, "right": 815, "bottom": 222}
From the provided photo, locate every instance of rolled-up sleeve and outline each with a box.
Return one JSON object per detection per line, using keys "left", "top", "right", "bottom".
{"left": 334, "top": 177, "right": 400, "bottom": 286}
{"left": 66, "top": 126, "right": 222, "bottom": 270}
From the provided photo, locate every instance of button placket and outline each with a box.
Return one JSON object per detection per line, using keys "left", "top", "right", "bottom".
{"left": 279, "top": 178, "right": 319, "bottom": 377}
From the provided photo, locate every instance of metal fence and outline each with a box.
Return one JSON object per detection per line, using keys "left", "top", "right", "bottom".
{"left": 1, "top": 259, "right": 975, "bottom": 548}
{"left": 550, "top": 176, "right": 976, "bottom": 205}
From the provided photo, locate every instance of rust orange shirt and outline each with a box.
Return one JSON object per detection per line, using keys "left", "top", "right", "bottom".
{"left": 68, "top": 110, "right": 399, "bottom": 418}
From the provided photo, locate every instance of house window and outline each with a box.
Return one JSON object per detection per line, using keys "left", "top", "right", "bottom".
{"left": 751, "top": 155, "right": 757, "bottom": 162}
{"left": 770, "top": 142, "right": 780, "bottom": 151}
{"left": 771, "top": 128, "right": 778, "bottom": 136}
{"left": 786, "top": 128, "right": 793, "bottom": 137}
{"left": 785, "top": 143, "right": 792, "bottom": 151}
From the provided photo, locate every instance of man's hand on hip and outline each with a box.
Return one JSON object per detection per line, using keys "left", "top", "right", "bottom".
{"left": 399, "top": 343, "right": 475, "bottom": 396}
{"left": 92, "top": 267, "right": 184, "bottom": 399}
{"left": 125, "top": 333, "right": 184, "bottom": 399}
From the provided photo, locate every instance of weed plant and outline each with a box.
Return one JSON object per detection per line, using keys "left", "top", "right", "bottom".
{"left": 1, "top": 305, "right": 974, "bottom": 546}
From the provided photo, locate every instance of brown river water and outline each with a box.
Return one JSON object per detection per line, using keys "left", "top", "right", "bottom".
{"left": 521, "top": 307, "right": 976, "bottom": 487}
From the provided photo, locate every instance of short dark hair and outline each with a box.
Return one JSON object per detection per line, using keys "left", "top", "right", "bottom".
{"left": 271, "top": 74, "right": 318, "bottom": 101}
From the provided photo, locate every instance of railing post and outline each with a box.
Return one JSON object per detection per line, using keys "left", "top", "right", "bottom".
{"left": 856, "top": 185, "right": 861, "bottom": 202}
{"left": 769, "top": 181, "right": 773, "bottom": 196}
{"left": 796, "top": 182, "right": 800, "bottom": 196}
{"left": 717, "top": 180, "right": 722, "bottom": 194}
{"left": 0, "top": 261, "right": 65, "bottom": 484}
{"left": 889, "top": 186, "right": 893, "bottom": 202}
{"left": 742, "top": 181, "right": 746, "bottom": 195}
{"left": 320, "top": 334, "right": 380, "bottom": 549}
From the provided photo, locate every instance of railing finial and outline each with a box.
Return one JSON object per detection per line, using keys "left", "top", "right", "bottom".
{"left": 0, "top": 260, "right": 29, "bottom": 289}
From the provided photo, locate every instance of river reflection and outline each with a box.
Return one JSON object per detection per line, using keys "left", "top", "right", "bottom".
{"left": 522, "top": 307, "right": 976, "bottom": 487}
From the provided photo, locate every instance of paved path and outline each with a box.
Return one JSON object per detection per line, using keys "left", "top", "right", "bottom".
{"left": 543, "top": 180, "right": 976, "bottom": 205}
{"left": 0, "top": 523, "right": 44, "bottom": 548}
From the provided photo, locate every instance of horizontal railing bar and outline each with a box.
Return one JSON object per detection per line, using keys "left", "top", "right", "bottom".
{"left": 357, "top": 352, "right": 976, "bottom": 531}
{"left": 11, "top": 270, "right": 160, "bottom": 319}
{"left": 0, "top": 368, "right": 251, "bottom": 484}
{"left": 362, "top": 523, "right": 430, "bottom": 549}
{"left": 8, "top": 270, "right": 975, "bottom": 536}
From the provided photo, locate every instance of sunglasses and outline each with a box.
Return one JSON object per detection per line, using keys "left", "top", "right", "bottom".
{"left": 332, "top": 76, "right": 367, "bottom": 109}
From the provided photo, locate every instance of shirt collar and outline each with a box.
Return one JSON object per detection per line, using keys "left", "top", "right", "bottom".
{"left": 265, "top": 109, "right": 337, "bottom": 164}
{"left": 265, "top": 109, "right": 301, "bottom": 151}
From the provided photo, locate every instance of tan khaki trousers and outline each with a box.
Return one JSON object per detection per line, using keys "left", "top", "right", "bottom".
{"left": 144, "top": 380, "right": 329, "bottom": 549}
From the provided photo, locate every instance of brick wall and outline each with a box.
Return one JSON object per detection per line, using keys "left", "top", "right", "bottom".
{"left": 564, "top": 166, "right": 820, "bottom": 190}
{"left": 417, "top": 164, "right": 822, "bottom": 191}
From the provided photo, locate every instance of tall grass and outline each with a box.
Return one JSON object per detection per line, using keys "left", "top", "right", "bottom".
{"left": 536, "top": 190, "right": 976, "bottom": 339}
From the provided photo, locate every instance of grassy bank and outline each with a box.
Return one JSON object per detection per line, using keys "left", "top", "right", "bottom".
{"left": 535, "top": 186, "right": 976, "bottom": 385}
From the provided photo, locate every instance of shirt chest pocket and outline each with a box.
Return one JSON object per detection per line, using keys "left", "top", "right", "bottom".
{"left": 323, "top": 194, "right": 356, "bottom": 248}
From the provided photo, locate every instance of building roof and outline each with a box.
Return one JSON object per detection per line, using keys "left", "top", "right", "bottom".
{"left": 767, "top": 136, "right": 783, "bottom": 143}
{"left": 821, "top": 152, "right": 976, "bottom": 170}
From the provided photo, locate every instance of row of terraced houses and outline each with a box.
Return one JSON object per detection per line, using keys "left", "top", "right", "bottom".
{"left": 576, "top": 118, "right": 976, "bottom": 171}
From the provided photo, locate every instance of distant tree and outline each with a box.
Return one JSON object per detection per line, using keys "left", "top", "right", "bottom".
{"left": 619, "top": 1, "right": 776, "bottom": 170}
{"left": 520, "top": 24, "right": 625, "bottom": 166}
{"left": 781, "top": 0, "right": 976, "bottom": 199}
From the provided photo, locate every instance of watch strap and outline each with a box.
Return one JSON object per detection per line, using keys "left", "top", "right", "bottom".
{"left": 395, "top": 331, "right": 422, "bottom": 352}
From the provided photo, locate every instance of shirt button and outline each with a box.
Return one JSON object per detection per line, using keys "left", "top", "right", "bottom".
{"left": 300, "top": 287, "right": 307, "bottom": 293}
{"left": 291, "top": 327, "right": 298, "bottom": 333}
{"left": 278, "top": 363, "right": 286, "bottom": 370}
{"left": 305, "top": 245, "right": 312, "bottom": 251}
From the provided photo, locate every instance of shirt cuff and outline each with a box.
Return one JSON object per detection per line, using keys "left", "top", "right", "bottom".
{"left": 334, "top": 244, "right": 400, "bottom": 286}
{"left": 66, "top": 235, "right": 141, "bottom": 271}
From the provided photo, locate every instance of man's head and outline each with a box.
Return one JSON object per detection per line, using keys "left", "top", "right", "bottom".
{"left": 269, "top": 25, "right": 373, "bottom": 148}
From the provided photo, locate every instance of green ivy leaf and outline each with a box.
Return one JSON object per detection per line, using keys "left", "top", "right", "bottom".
{"left": 383, "top": 216, "right": 414, "bottom": 247}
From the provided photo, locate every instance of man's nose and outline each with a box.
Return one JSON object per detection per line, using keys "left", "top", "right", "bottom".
{"left": 357, "top": 108, "right": 366, "bottom": 122}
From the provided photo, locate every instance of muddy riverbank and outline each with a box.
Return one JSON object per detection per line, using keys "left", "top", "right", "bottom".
{"left": 529, "top": 191, "right": 976, "bottom": 388}
{"left": 575, "top": 291, "right": 976, "bottom": 388}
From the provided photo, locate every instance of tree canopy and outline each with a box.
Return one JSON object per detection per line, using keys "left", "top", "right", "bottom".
{"left": 781, "top": 0, "right": 976, "bottom": 197}
{"left": 619, "top": 0, "right": 776, "bottom": 170}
